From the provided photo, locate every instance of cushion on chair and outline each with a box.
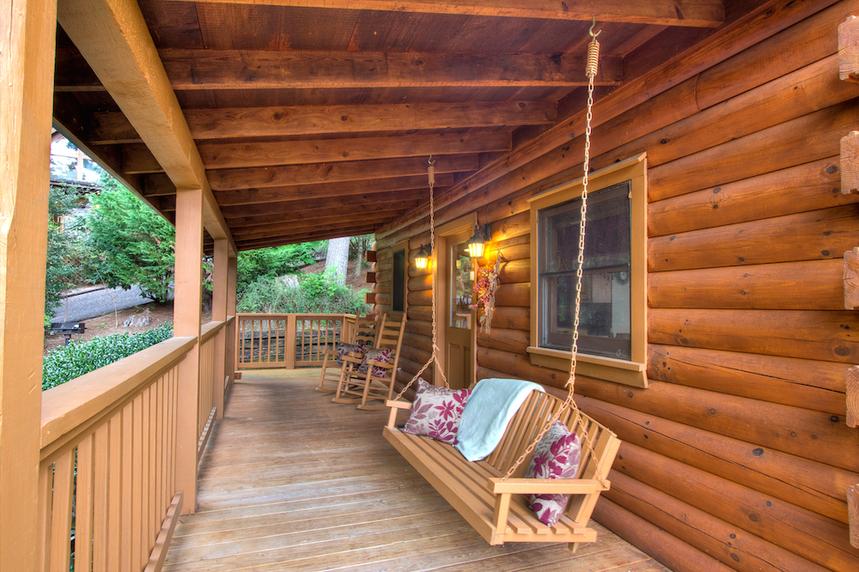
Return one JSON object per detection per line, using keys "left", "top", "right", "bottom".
{"left": 526, "top": 421, "right": 582, "bottom": 526}
{"left": 335, "top": 342, "right": 366, "bottom": 365}
{"left": 357, "top": 347, "right": 395, "bottom": 377}
{"left": 403, "top": 379, "right": 472, "bottom": 445}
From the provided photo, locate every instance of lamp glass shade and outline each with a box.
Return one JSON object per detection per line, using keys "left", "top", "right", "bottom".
{"left": 414, "top": 245, "right": 430, "bottom": 270}
{"left": 467, "top": 227, "right": 486, "bottom": 258}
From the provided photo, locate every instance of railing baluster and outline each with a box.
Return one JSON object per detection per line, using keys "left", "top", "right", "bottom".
{"left": 76, "top": 432, "right": 95, "bottom": 572}
{"left": 49, "top": 450, "right": 74, "bottom": 572}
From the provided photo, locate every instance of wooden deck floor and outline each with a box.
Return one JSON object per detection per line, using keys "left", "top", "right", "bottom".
{"left": 164, "top": 369, "right": 666, "bottom": 571}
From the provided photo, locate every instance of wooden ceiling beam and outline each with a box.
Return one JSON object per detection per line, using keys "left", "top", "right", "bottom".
{"left": 220, "top": 191, "right": 427, "bottom": 218}
{"left": 224, "top": 199, "right": 426, "bottom": 227}
{"left": 213, "top": 174, "right": 451, "bottom": 206}
{"left": 208, "top": 154, "right": 477, "bottom": 191}
{"left": 231, "top": 212, "right": 407, "bottom": 237}
{"left": 155, "top": 49, "right": 622, "bottom": 90}
{"left": 57, "top": 0, "right": 233, "bottom": 243}
{"left": 90, "top": 101, "right": 557, "bottom": 143}
{"left": 182, "top": 0, "right": 725, "bottom": 28}
{"left": 198, "top": 130, "right": 510, "bottom": 170}
{"left": 236, "top": 225, "right": 380, "bottom": 250}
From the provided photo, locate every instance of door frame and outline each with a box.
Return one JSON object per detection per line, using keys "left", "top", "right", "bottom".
{"left": 432, "top": 212, "right": 478, "bottom": 387}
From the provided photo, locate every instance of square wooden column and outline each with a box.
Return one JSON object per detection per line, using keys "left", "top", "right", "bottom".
{"left": 226, "top": 255, "right": 238, "bottom": 388}
{"left": 212, "top": 238, "right": 229, "bottom": 419}
{"left": 0, "top": 0, "right": 57, "bottom": 568}
{"left": 174, "top": 188, "right": 204, "bottom": 515}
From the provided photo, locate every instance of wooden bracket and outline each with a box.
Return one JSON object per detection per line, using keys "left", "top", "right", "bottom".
{"left": 366, "top": 250, "right": 377, "bottom": 263}
{"left": 850, "top": 484, "right": 859, "bottom": 548}
{"left": 844, "top": 248, "right": 859, "bottom": 309}
{"left": 366, "top": 271, "right": 377, "bottom": 284}
{"left": 848, "top": 365, "right": 859, "bottom": 428}
{"left": 842, "top": 132, "right": 859, "bottom": 194}
{"left": 366, "top": 291, "right": 377, "bottom": 304}
{"left": 840, "top": 16, "right": 859, "bottom": 83}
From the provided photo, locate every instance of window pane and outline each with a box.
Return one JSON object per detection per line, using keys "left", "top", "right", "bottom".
{"left": 392, "top": 249, "right": 405, "bottom": 312}
{"left": 538, "top": 182, "right": 631, "bottom": 360}
{"left": 450, "top": 241, "right": 473, "bottom": 329}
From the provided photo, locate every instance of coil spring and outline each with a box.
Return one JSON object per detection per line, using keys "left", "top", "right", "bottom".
{"left": 586, "top": 37, "right": 600, "bottom": 79}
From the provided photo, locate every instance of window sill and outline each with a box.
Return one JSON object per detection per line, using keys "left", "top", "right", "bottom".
{"left": 526, "top": 346, "right": 648, "bottom": 388}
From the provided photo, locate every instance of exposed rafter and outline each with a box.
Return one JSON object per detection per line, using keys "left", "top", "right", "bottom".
{"left": 181, "top": 0, "right": 725, "bottom": 28}
{"left": 207, "top": 154, "right": 478, "bottom": 191}
{"left": 196, "top": 130, "right": 510, "bottom": 169}
{"left": 89, "top": 101, "right": 557, "bottom": 143}
{"left": 57, "top": 0, "right": 233, "bottom": 244}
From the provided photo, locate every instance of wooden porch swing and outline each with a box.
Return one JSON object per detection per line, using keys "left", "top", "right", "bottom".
{"left": 383, "top": 22, "right": 621, "bottom": 548}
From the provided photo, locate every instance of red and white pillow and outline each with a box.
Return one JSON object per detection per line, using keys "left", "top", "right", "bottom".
{"left": 526, "top": 421, "right": 582, "bottom": 526}
{"left": 403, "top": 379, "right": 472, "bottom": 445}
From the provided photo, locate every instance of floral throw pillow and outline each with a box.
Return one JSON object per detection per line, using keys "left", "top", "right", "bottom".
{"left": 526, "top": 421, "right": 581, "bottom": 526}
{"left": 403, "top": 379, "right": 472, "bottom": 445}
{"left": 357, "top": 347, "right": 395, "bottom": 377}
{"left": 334, "top": 342, "right": 365, "bottom": 366}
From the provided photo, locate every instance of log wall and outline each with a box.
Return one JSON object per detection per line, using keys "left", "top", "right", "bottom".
{"left": 374, "top": 2, "right": 859, "bottom": 569}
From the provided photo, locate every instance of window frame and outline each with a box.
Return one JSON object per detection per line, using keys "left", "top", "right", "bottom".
{"left": 527, "top": 153, "right": 648, "bottom": 388}
{"left": 391, "top": 240, "right": 409, "bottom": 315}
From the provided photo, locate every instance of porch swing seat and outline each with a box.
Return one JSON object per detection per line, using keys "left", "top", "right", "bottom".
{"left": 383, "top": 389, "right": 620, "bottom": 546}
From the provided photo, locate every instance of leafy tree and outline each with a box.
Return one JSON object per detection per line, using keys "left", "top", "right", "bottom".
{"left": 236, "top": 242, "right": 324, "bottom": 296}
{"left": 86, "top": 175, "right": 175, "bottom": 302}
{"left": 45, "top": 185, "right": 90, "bottom": 323}
{"left": 237, "top": 272, "right": 369, "bottom": 315}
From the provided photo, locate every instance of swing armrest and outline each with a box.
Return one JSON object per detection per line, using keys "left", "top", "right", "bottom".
{"left": 489, "top": 478, "right": 608, "bottom": 495}
{"left": 385, "top": 400, "right": 412, "bottom": 428}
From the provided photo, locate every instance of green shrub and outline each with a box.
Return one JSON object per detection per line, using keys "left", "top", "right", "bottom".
{"left": 237, "top": 272, "right": 369, "bottom": 315}
{"left": 237, "top": 242, "right": 325, "bottom": 297}
{"left": 42, "top": 323, "right": 174, "bottom": 390}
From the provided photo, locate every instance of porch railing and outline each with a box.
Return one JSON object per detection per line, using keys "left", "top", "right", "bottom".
{"left": 235, "top": 313, "right": 357, "bottom": 370}
{"left": 37, "top": 318, "right": 231, "bottom": 571}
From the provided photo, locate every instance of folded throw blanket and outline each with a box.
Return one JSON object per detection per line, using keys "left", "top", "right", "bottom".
{"left": 455, "top": 378, "right": 545, "bottom": 461}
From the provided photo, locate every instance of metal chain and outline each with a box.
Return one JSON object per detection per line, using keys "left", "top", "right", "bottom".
{"left": 504, "top": 27, "right": 605, "bottom": 481}
{"left": 393, "top": 158, "right": 449, "bottom": 402}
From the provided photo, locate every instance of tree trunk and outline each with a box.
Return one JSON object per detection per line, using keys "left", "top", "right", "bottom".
{"left": 353, "top": 239, "right": 365, "bottom": 279}
{"left": 325, "top": 237, "right": 350, "bottom": 284}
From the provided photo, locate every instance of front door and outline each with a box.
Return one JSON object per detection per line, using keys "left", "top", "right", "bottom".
{"left": 444, "top": 237, "right": 474, "bottom": 389}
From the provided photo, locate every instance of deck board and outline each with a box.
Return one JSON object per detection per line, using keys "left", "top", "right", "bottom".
{"left": 164, "top": 369, "right": 666, "bottom": 571}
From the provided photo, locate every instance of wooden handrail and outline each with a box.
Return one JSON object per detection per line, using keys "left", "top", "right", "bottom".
{"left": 200, "top": 319, "right": 225, "bottom": 343}
{"left": 235, "top": 312, "right": 357, "bottom": 319}
{"left": 40, "top": 336, "right": 195, "bottom": 457}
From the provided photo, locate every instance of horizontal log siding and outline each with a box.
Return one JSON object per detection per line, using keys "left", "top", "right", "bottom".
{"left": 376, "top": 3, "right": 859, "bottom": 570}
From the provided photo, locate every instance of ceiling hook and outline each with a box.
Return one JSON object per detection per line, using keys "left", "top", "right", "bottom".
{"left": 588, "top": 17, "right": 602, "bottom": 39}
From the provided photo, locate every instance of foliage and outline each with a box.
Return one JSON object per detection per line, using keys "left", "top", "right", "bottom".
{"left": 237, "top": 272, "right": 369, "bottom": 315}
{"left": 236, "top": 242, "right": 324, "bottom": 296}
{"left": 45, "top": 185, "right": 92, "bottom": 323}
{"left": 86, "top": 175, "right": 175, "bottom": 302}
{"left": 42, "top": 322, "right": 174, "bottom": 390}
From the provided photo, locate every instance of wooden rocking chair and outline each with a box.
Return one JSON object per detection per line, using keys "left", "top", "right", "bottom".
{"left": 332, "top": 314, "right": 406, "bottom": 410}
{"left": 316, "top": 315, "right": 378, "bottom": 393}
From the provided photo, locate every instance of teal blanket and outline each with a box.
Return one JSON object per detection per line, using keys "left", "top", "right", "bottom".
{"left": 455, "top": 378, "right": 544, "bottom": 462}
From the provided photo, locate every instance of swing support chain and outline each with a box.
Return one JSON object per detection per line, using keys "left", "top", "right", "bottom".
{"left": 503, "top": 19, "right": 606, "bottom": 482}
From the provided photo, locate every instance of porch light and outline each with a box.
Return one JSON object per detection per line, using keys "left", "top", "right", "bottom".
{"left": 414, "top": 244, "right": 431, "bottom": 270}
{"left": 467, "top": 224, "right": 488, "bottom": 259}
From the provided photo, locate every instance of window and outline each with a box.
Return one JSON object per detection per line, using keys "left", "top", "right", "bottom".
{"left": 528, "top": 154, "right": 647, "bottom": 388}
{"left": 392, "top": 248, "right": 406, "bottom": 312}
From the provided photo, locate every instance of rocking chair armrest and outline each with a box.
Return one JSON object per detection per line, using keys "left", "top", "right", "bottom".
{"left": 366, "top": 359, "right": 394, "bottom": 369}
{"left": 340, "top": 353, "right": 364, "bottom": 365}
{"left": 489, "top": 478, "right": 608, "bottom": 495}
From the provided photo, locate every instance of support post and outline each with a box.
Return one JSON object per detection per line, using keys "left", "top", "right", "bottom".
{"left": 226, "top": 255, "right": 237, "bottom": 386}
{"left": 212, "top": 239, "right": 228, "bottom": 419}
{"left": 286, "top": 315, "right": 297, "bottom": 369}
{"left": 0, "top": 0, "right": 57, "bottom": 568}
{"left": 174, "top": 188, "right": 204, "bottom": 515}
